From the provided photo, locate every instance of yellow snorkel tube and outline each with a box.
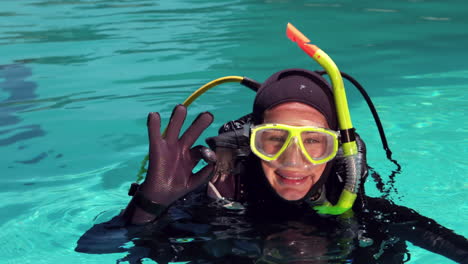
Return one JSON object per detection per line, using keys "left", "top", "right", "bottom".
{"left": 287, "top": 23, "right": 360, "bottom": 215}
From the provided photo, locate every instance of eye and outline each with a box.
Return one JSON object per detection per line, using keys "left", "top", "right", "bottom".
{"left": 261, "top": 129, "right": 288, "bottom": 143}
{"left": 304, "top": 138, "right": 320, "bottom": 144}
{"left": 301, "top": 132, "right": 324, "bottom": 145}
{"left": 268, "top": 136, "right": 286, "bottom": 143}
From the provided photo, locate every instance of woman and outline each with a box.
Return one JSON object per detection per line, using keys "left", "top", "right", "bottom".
{"left": 77, "top": 69, "right": 467, "bottom": 264}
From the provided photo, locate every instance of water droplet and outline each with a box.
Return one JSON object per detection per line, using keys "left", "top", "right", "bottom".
{"left": 359, "top": 237, "right": 374, "bottom": 247}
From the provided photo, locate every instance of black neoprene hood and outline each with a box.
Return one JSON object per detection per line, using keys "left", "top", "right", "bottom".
{"left": 252, "top": 68, "right": 338, "bottom": 130}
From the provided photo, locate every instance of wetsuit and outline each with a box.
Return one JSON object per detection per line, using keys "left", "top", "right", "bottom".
{"left": 76, "top": 114, "right": 468, "bottom": 264}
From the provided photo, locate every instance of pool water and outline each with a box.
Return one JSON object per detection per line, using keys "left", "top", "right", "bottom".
{"left": 0, "top": 0, "right": 466, "bottom": 263}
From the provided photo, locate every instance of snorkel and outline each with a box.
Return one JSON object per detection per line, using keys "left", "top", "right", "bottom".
{"left": 286, "top": 23, "right": 361, "bottom": 215}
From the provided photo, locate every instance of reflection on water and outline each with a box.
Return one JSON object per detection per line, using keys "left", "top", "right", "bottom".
{"left": 0, "top": 63, "right": 44, "bottom": 146}
{"left": 80, "top": 194, "right": 367, "bottom": 264}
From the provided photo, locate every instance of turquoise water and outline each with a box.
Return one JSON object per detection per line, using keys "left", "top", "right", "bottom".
{"left": 0, "top": 0, "right": 467, "bottom": 263}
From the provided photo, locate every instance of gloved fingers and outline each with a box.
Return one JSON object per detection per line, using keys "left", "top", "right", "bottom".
{"left": 180, "top": 112, "right": 214, "bottom": 148}
{"left": 165, "top": 105, "right": 187, "bottom": 142}
{"left": 189, "top": 163, "right": 215, "bottom": 190}
{"left": 189, "top": 145, "right": 217, "bottom": 168}
{"left": 147, "top": 112, "right": 162, "bottom": 146}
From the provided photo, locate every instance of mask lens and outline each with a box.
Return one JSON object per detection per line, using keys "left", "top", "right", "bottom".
{"left": 255, "top": 128, "right": 289, "bottom": 157}
{"left": 300, "top": 131, "right": 335, "bottom": 161}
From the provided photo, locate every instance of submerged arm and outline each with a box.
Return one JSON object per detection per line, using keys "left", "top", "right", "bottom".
{"left": 364, "top": 197, "right": 468, "bottom": 263}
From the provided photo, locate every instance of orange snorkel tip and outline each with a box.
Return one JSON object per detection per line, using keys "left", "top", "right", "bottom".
{"left": 286, "top": 23, "right": 319, "bottom": 57}
{"left": 286, "top": 22, "right": 310, "bottom": 43}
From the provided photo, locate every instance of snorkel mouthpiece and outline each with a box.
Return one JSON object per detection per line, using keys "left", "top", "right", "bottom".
{"left": 287, "top": 23, "right": 359, "bottom": 215}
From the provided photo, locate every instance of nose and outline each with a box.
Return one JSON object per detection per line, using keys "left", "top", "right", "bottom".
{"left": 277, "top": 137, "right": 309, "bottom": 167}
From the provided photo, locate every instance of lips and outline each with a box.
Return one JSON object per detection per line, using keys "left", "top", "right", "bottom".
{"left": 275, "top": 170, "right": 310, "bottom": 185}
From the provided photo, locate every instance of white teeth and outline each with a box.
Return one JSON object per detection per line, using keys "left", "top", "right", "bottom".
{"left": 280, "top": 175, "right": 306, "bottom": 180}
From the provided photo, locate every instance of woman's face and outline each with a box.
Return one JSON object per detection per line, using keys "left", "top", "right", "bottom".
{"left": 260, "top": 102, "right": 329, "bottom": 201}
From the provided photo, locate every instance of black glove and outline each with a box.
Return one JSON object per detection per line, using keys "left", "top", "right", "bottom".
{"left": 126, "top": 105, "right": 216, "bottom": 224}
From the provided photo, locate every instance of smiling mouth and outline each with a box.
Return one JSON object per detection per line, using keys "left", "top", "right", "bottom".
{"left": 279, "top": 174, "right": 306, "bottom": 180}
{"left": 275, "top": 171, "right": 310, "bottom": 185}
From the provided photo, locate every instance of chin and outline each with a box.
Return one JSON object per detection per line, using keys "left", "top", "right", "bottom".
{"left": 278, "top": 189, "right": 309, "bottom": 201}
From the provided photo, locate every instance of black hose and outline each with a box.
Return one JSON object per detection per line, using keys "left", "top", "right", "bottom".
{"left": 315, "top": 70, "right": 401, "bottom": 172}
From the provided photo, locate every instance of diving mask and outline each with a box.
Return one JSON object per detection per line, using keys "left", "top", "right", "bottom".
{"left": 250, "top": 124, "right": 339, "bottom": 169}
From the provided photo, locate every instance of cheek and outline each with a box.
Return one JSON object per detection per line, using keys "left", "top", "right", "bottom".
{"left": 260, "top": 161, "right": 274, "bottom": 178}
{"left": 314, "top": 163, "right": 326, "bottom": 174}
{"left": 260, "top": 161, "right": 280, "bottom": 187}
{"left": 312, "top": 164, "right": 327, "bottom": 181}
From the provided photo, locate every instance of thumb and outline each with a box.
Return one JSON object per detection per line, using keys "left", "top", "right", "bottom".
{"left": 200, "top": 146, "right": 217, "bottom": 164}
{"left": 190, "top": 145, "right": 216, "bottom": 168}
